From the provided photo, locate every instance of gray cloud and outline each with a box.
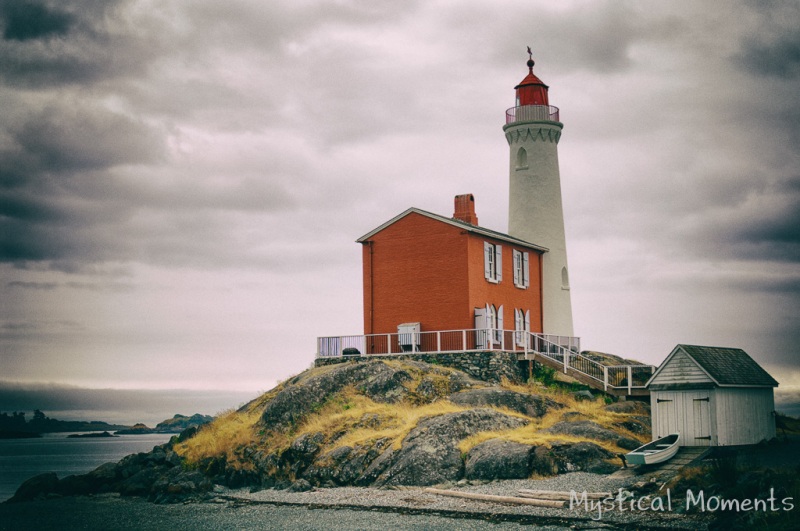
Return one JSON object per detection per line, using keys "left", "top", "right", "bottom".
{"left": 10, "top": 103, "right": 164, "bottom": 172}
{"left": 738, "top": 34, "right": 800, "bottom": 79}
{"left": 0, "top": 0, "right": 796, "bottom": 394}
{"left": 737, "top": 0, "right": 800, "bottom": 79}
{"left": 0, "top": 1, "right": 161, "bottom": 88}
{"left": 1, "top": 0, "right": 73, "bottom": 42}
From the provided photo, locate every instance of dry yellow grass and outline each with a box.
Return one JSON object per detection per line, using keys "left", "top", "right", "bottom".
{"left": 500, "top": 378, "right": 648, "bottom": 437}
{"left": 176, "top": 363, "right": 649, "bottom": 475}
{"left": 457, "top": 423, "right": 628, "bottom": 456}
{"left": 293, "top": 388, "right": 470, "bottom": 452}
{"left": 175, "top": 407, "right": 262, "bottom": 467}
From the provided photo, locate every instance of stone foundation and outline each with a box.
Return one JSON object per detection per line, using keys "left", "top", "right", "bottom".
{"left": 314, "top": 351, "right": 524, "bottom": 384}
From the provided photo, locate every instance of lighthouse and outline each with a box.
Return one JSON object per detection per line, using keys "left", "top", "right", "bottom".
{"left": 504, "top": 49, "right": 574, "bottom": 336}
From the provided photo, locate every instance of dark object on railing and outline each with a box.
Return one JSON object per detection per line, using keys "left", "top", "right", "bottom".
{"left": 342, "top": 348, "right": 361, "bottom": 357}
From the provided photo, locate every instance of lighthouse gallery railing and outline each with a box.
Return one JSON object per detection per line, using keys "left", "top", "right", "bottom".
{"left": 506, "top": 104, "right": 560, "bottom": 124}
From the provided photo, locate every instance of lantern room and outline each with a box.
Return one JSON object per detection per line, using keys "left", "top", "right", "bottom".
{"left": 514, "top": 47, "right": 549, "bottom": 107}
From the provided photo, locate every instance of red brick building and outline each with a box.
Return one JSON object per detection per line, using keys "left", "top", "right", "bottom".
{"left": 357, "top": 194, "right": 546, "bottom": 351}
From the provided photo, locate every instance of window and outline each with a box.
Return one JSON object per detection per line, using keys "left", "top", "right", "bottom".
{"left": 513, "top": 250, "right": 530, "bottom": 288}
{"left": 484, "top": 242, "right": 502, "bottom": 283}
{"left": 488, "top": 304, "right": 504, "bottom": 344}
{"left": 516, "top": 147, "right": 528, "bottom": 170}
{"left": 561, "top": 266, "right": 570, "bottom": 290}
{"left": 514, "top": 309, "right": 531, "bottom": 347}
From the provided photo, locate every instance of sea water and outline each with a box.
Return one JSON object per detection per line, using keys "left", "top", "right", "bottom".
{"left": 0, "top": 432, "right": 173, "bottom": 502}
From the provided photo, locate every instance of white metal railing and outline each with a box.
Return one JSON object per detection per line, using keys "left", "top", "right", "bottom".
{"left": 316, "top": 329, "right": 577, "bottom": 358}
{"left": 505, "top": 104, "right": 560, "bottom": 124}
{"left": 316, "top": 328, "right": 653, "bottom": 394}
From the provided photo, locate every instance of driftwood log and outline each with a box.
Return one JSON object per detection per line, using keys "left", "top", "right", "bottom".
{"left": 423, "top": 488, "right": 566, "bottom": 508}
{"left": 517, "top": 489, "right": 612, "bottom": 501}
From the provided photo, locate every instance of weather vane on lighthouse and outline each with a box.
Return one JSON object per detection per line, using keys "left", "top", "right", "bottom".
{"left": 526, "top": 46, "right": 535, "bottom": 72}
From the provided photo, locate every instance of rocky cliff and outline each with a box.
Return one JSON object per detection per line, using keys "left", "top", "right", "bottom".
{"left": 9, "top": 357, "right": 651, "bottom": 503}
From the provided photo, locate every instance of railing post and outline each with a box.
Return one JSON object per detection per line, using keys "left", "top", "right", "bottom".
{"left": 627, "top": 366, "right": 633, "bottom": 395}
{"left": 462, "top": 330, "right": 467, "bottom": 350}
{"left": 436, "top": 331, "right": 441, "bottom": 353}
{"left": 603, "top": 366, "right": 608, "bottom": 391}
{"left": 387, "top": 334, "right": 392, "bottom": 354}
{"left": 563, "top": 345, "right": 568, "bottom": 373}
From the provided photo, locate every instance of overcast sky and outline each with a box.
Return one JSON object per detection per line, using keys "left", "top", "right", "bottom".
{"left": 1, "top": 0, "right": 798, "bottom": 417}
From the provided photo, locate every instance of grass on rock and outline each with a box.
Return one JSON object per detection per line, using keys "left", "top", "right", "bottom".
{"left": 174, "top": 360, "right": 650, "bottom": 475}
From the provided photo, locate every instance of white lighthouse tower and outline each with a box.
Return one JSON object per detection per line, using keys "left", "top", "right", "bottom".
{"left": 504, "top": 49, "right": 574, "bottom": 336}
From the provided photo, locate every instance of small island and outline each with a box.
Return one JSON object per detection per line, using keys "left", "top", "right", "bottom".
{"left": 0, "top": 410, "right": 130, "bottom": 438}
{"left": 115, "top": 414, "right": 214, "bottom": 435}
{"left": 0, "top": 411, "right": 215, "bottom": 438}
{"left": 67, "top": 431, "right": 118, "bottom": 439}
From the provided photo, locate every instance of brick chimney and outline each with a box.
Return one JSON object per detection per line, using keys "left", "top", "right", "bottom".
{"left": 453, "top": 194, "right": 478, "bottom": 225}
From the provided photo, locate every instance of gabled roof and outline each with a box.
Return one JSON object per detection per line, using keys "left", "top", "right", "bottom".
{"left": 356, "top": 207, "right": 549, "bottom": 252}
{"left": 647, "top": 344, "right": 779, "bottom": 388}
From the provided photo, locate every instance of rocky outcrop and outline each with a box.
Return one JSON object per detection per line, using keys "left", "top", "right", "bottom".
{"left": 10, "top": 358, "right": 652, "bottom": 503}
{"left": 371, "top": 408, "right": 528, "bottom": 487}
{"left": 261, "top": 361, "right": 414, "bottom": 429}
{"left": 543, "top": 420, "right": 642, "bottom": 451}
{"left": 8, "top": 473, "right": 60, "bottom": 502}
{"left": 449, "top": 388, "right": 560, "bottom": 418}
{"left": 8, "top": 435, "right": 211, "bottom": 504}
{"left": 464, "top": 438, "right": 619, "bottom": 478}
{"left": 465, "top": 439, "right": 536, "bottom": 480}
{"left": 315, "top": 351, "right": 523, "bottom": 384}
{"left": 549, "top": 441, "right": 618, "bottom": 474}
{"left": 154, "top": 414, "right": 215, "bottom": 433}
{"left": 300, "top": 438, "right": 393, "bottom": 487}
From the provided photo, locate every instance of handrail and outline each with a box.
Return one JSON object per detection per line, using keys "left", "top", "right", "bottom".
{"left": 505, "top": 104, "right": 560, "bottom": 124}
{"left": 316, "top": 328, "right": 653, "bottom": 393}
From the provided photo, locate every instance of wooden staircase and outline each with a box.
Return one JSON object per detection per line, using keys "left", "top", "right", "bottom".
{"left": 518, "top": 334, "right": 654, "bottom": 397}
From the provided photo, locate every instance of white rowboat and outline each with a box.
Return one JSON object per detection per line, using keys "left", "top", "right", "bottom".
{"left": 625, "top": 433, "right": 680, "bottom": 465}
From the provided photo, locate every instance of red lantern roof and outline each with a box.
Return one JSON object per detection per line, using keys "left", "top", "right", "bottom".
{"left": 515, "top": 47, "right": 549, "bottom": 107}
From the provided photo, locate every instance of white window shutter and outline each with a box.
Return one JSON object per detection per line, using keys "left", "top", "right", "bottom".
{"left": 495, "top": 245, "right": 502, "bottom": 281}
{"left": 523, "top": 252, "right": 530, "bottom": 287}
{"left": 475, "top": 307, "right": 487, "bottom": 328}
{"left": 474, "top": 307, "right": 487, "bottom": 350}
{"left": 497, "top": 305, "right": 504, "bottom": 330}
{"left": 484, "top": 242, "right": 492, "bottom": 280}
{"left": 513, "top": 251, "right": 520, "bottom": 286}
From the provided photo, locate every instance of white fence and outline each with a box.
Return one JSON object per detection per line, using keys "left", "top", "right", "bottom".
{"left": 316, "top": 328, "right": 654, "bottom": 394}
{"left": 317, "top": 328, "right": 578, "bottom": 358}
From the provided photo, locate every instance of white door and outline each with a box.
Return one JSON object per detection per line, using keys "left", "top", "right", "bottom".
{"left": 688, "top": 392, "right": 712, "bottom": 446}
{"left": 655, "top": 393, "right": 679, "bottom": 440}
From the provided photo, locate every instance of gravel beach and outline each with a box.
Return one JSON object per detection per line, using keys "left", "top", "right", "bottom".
{"left": 0, "top": 472, "right": 712, "bottom": 530}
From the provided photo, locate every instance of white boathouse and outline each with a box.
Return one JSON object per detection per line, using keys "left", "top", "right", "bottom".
{"left": 647, "top": 344, "right": 778, "bottom": 447}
